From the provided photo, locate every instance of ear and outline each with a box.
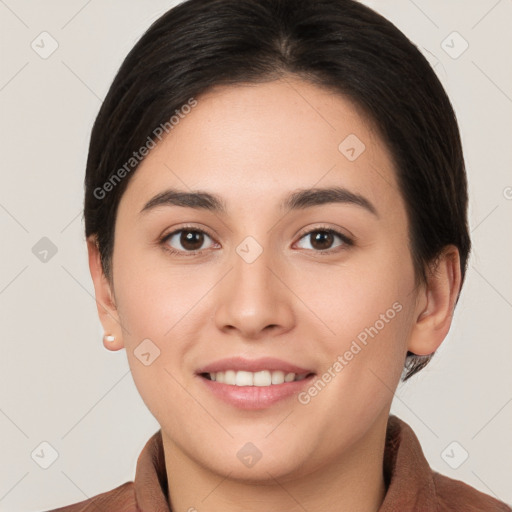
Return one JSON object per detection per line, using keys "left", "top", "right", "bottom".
{"left": 86, "top": 235, "right": 125, "bottom": 352}
{"left": 408, "top": 245, "right": 462, "bottom": 356}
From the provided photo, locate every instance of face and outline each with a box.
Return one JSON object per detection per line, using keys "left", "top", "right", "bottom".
{"left": 96, "top": 77, "right": 424, "bottom": 480}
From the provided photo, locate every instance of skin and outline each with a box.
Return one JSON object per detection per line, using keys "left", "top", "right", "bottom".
{"left": 87, "top": 77, "right": 461, "bottom": 512}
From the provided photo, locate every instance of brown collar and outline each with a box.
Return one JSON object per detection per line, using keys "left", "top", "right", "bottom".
{"left": 132, "top": 415, "right": 509, "bottom": 511}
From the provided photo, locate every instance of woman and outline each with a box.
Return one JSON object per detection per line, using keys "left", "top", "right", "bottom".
{"left": 46, "top": 0, "right": 511, "bottom": 510}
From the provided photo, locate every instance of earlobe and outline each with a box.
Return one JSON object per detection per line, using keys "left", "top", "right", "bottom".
{"left": 86, "top": 235, "right": 124, "bottom": 351}
{"left": 407, "top": 245, "right": 462, "bottom": 356}
{"left": 102, "top": 333, "right": 123, "bottom": 351}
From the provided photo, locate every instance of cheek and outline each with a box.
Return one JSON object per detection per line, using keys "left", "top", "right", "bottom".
{"left": 315, "top": 290, "right": 412, "bottom": 400}
{"left": 331, "top": 289, "right": 415, "bottom": 410}
{"left": 300, "top": 240, "right": 416, "bottom": 398}
{"left": 111, "top": 244, "right": 220, "bottom": 417}
{"left": 292, "top": 241, "right": 414, "bottom": 342}
{"left": 293, "top": 297, "right": 414, "bottom": 456}
{"left": 112, "top": 237, "right": 208, "bottom": 339}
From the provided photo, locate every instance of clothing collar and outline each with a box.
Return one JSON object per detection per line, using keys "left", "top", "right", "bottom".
{"left": 133, "top": 415, "right": 438, "bottom": 511}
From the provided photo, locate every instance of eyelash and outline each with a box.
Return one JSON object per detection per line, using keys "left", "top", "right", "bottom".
{"left": 159, "top": 224, "right": 354, "bottom": 257}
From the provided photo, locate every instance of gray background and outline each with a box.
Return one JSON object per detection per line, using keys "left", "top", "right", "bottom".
{"left": 0, "top": 0, "right": 511, "bottom": 510}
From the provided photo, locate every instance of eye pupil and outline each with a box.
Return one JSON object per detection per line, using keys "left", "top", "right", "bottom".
{"left": 181, "top": 230, "right": 204, "bottom": 250}
{"left": 311, "top": 231, "right": 333, "bottom": 250}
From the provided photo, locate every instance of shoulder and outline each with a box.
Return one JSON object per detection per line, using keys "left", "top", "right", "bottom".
{"left": 432, "top": 471, "right": 512, "bottom": 511}
{"left": 383, "top": 416, "right": 511, "bottom": 511}
{"left": 42, "top": 481, "right": 138, "bottom": 512}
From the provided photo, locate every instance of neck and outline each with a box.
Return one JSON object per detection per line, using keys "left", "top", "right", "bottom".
{"left": 162, "top": 414, "right": 389, "bottom": 512}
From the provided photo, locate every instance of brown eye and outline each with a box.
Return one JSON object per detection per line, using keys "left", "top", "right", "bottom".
{"left": 310, "top": 231, "right": 335, "bottom": 250}
{"left": 296, "top": 229, "right": 351, "bottom": 252}
{"left": 164, "top": 229, "right": 213, "bottom": 252}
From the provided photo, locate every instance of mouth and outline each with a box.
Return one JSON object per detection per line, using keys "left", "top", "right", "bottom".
{"left": 195, "top": 357, "right": 316, "bottom": 409}
{"left": 200, "top": 370, "right": 314, "bottom": 386}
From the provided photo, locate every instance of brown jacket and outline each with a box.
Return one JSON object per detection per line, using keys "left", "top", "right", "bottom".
{"left": 45, "top": 415, "right": 511, "bottom": 511}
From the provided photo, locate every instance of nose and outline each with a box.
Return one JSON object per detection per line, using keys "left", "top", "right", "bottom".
{"left": 213, "top": 241, "right": 295, "bottom": 340}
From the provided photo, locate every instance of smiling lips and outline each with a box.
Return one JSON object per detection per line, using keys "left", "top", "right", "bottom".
{"left": 205, "top": 369, "right": 309, "bottom": 386}
{"left": 196, "top": 356, "right": 316, "bottom": 409}
{"left": 197, "top": 356, "right": 314, "bottom": 384}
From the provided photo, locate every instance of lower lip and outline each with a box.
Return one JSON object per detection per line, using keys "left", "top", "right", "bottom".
{"left": 197, "top": 374, "right": 315, "bottom": 410}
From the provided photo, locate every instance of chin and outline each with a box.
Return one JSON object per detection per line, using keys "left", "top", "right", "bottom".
{"left": 207, "top": 451, "right": 312, "bottom": 483}
{"left": 181, "top": 430, "right": 319, "bottom": 483}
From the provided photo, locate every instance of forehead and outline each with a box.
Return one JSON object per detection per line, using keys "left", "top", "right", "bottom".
{"left": 119, "top": 78, "right": 402, "bottom": 218}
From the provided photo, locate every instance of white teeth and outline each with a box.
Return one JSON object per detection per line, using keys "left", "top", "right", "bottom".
{"left": 206, "top": 370, "right": 310, "bottom": 386}
{"left": 235, "top": 371, "right": 253, "bottom": 386}
{"left": 284, "top": 372, "right": 295, "bottom": 382}
{"left": 225, "top": 370, "right": 236, "bottom": 385}
{"left": 271, "top": 370, "right": 285, "bottom": 384}
{"left": 253, "top": 370, "right": 272, "bottom": 386}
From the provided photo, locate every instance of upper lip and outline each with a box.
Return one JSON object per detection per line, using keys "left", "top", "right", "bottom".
{"left": 196, "top": 357, "right": 314, "bottom": 375}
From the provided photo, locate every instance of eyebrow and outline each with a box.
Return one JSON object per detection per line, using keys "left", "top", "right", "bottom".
{"left": 139, "top": 186, "right": 378, "bottom": 217}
